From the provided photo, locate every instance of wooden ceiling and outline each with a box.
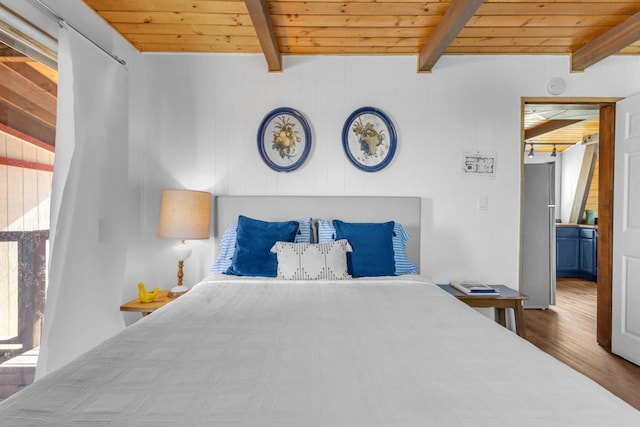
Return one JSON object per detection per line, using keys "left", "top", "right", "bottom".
{"left": 524, "top": 104, "right": 600, "bottom": 153}
{"left": 0, "top": 43, "right": 57, "bottom": 148}
{"left": 82, "top": 0, "right": 640, "bottom": 72}
{"left": 2, "top": 2, "right": 636, "bottom": 150}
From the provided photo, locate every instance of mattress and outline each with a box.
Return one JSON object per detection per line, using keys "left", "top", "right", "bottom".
{"left": 1, "top": 275, "right": 638, "bottom": 426}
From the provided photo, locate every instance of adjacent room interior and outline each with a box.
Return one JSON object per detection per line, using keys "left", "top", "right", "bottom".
{"left": 521, "top": 101, "right": 640, "bottom": 409}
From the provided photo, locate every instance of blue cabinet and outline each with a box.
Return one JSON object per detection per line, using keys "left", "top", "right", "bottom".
{"left": 556, "top": 227, "right": 580, "bottom": 274}
{"left": 579, "top": 228, "right": 597, "bottom": 280}
{"left": 556, "top": 226, "right": 597, "bottom": 281}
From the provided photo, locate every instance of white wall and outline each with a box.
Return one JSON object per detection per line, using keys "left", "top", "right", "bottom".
{"left": 559, "top": 144, "right": 587, "bottom": 224}
{"left": 133, "top": 53, "right": 640, "bottom": 290}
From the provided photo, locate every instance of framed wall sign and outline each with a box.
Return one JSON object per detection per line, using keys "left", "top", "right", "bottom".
{"left": 461, "top": 151, "right": 497, "bottom": 177}
{"left": 342, "top": 106, "right": 397, "bottom": 172}
{"left": 257, "top": 107, "right": 312, "bottom": 172}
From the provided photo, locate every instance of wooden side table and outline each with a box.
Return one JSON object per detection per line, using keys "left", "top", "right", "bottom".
{"left": 437, "top": 284, "right": 528, "bottom": 338}
{"left": 120, "top": 290, "right": 176, "bottom": 317}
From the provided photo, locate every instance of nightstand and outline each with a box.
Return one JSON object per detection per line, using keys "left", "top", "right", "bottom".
{"left": 120, "top": 290, "right": 176, "bottom": 317}
{"left": 437, "top": 284, "right": 528, "bottom": 338}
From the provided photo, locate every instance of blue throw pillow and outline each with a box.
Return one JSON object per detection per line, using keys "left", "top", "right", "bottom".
{"left": 211, "top": 217, "right": 312, "bottom": 273}
{"left": 318, "top": 219, "right": 418, "bottom": 275}
{"left": 226, "top": 216, "right": 299, "bottom": 277}
{"left": 333, "top": 220, "right": 395, "bottom": 277}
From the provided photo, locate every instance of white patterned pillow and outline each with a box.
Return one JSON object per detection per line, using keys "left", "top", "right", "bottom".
{"left": 270, "top": 240, "right": 353, "bottom": 280}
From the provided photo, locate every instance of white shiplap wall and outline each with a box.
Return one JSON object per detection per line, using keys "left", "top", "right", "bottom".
{"left": 132, "top": 53, "right": 640, "bottom": 291}
{"left": 0, "top": 130, "right": 53, "bottom": 232}
{"left": 0, "top": 130, "right": 53, "bottom": 338}
{"left": 560, "top": 143, "right": 587, "bottom": 225}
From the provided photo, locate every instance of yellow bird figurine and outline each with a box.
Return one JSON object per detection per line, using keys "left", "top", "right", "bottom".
{"left": 137, "top": 282, "right": 159, "bottom": 303}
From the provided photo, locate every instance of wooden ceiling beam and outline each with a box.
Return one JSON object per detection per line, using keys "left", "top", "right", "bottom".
{"left": 0, "top": 98, "right": 56, "bottom": 147}
{"left": 525, "top": 119, "right": 582, "bottom": 141}
{"left": 0, "top": 62, "right": 56, "bottom": 111}
{"left": 244, "top": 0, "right": 282, "bottom": 72}
{"left": 571, "top": 11, "right": 640, "bottom": 72}
{"left": 0, "top": 83, "right": 56, "bottom": 127}
{"left": 0, "top": 122, "right": 54, "bottom": 153}
{"left": 418, "top": 0, "right": 485, "bottom": 72}
{"left": 0, "top": 44, "right": 26, "bottom": 58}
{"left": 0, "top": 57, "right": 57, "bottom": 147}
{"left": 2, "top": 62, "right": 57, "bottom": 97}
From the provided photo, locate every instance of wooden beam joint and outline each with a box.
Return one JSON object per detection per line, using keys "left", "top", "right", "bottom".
{"left": 244, "top": 0, "right": 282, "bottom": 72}
{"left": 418, "top": 0, "right": 485, "bottom": 72}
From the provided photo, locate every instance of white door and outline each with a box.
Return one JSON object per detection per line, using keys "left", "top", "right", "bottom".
{"left": 613, "top": 92, "right": 640, "bottom": 364}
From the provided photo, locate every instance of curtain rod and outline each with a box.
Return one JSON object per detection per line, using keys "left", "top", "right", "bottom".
{"left": 28, "top": 0, "right": 126, "bottom": 66}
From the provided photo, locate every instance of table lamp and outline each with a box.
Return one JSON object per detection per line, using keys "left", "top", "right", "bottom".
{"left": 157, "top": 189, "right": 211, "bottom": 297}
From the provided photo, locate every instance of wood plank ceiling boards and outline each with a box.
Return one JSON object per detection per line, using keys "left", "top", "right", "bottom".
{"left": 0, "top": 43, "right": 57, "bottom": 149}
{"left": 82, "top": 0, "right": 640, "bottom": 72}
{"left": 0, "top": 4, "right": 57, "bottom": 150}
{"left": 523, "top": 104, "right": 601, "bottom": 153}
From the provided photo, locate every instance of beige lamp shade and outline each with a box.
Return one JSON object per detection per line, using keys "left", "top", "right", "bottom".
{"left": 157, "top": 189, "right": 211, "bottom": 239}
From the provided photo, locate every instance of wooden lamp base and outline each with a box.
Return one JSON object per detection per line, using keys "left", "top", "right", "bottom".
{"left": 168, "top": 259, "right": 189, "bottom": 298}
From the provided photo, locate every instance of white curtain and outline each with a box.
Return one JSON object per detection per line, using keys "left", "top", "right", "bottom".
{"left": 36, "top": 27, "right": 129, "bottom": 379}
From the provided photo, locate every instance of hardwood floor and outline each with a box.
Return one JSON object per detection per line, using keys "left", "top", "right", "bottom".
{"left": 524, "top": 278, "right": 640, "bottom": 410}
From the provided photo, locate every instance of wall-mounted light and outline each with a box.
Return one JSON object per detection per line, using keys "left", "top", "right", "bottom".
{"left": 528, "top": 144, "right": 535, "bottom": 158}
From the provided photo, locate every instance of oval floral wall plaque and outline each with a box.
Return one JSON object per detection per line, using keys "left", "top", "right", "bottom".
{"left": 257, "top": 107, "right": 312, "bottom": 172}
{"left": 342, "top": 106, "right": 397, "bottom": 172}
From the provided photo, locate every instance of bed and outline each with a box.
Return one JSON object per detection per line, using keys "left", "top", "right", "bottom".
{"left": 1, "top": 196, "right": 638, "bottom": 426}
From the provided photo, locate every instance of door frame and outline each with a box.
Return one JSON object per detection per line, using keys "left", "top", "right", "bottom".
{"left": 521, "top": 97, "right": 621, "bottom": 349}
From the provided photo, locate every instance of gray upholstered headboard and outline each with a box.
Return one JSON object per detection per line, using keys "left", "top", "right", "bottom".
{"left": 214, "top": 196, "right": 421, "bottom": 271}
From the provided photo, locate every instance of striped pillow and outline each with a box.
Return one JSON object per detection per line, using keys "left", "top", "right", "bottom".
{"left": 210, "top": 222, "right": 238, "bottom": 273}
{"left": 270, "top": 240, "right": 353, "bottom": 280}
{"left": 317, "top": 220, "right": 418, "bottom": 275}
{"left": 317, "top": 219, "right": 336, "bottom": 243}
{"left": 391, "top": 222, "right": 418, "bottom": 275}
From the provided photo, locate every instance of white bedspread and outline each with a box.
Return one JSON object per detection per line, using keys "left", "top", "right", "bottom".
{"left": 1, "top": 275, "right": 639, "bottom": 426}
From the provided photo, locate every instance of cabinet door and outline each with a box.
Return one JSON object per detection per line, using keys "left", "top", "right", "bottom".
{"left": 580, "top": 238, "right": 595, "bottom": 274}
{"left": 593, "top": 232, "right": 598, "bottom": 276}
{"left": 557, "top": 237, "right": 580, "bottom": 273}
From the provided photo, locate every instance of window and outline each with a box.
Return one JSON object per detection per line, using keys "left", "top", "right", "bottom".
{"left": 0, "top": 6, "right": 56, "bottom": 401}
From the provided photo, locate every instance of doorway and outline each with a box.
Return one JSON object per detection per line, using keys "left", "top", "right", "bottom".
{"left": 521, "top": 97, "right": 618, "bottom": 349}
